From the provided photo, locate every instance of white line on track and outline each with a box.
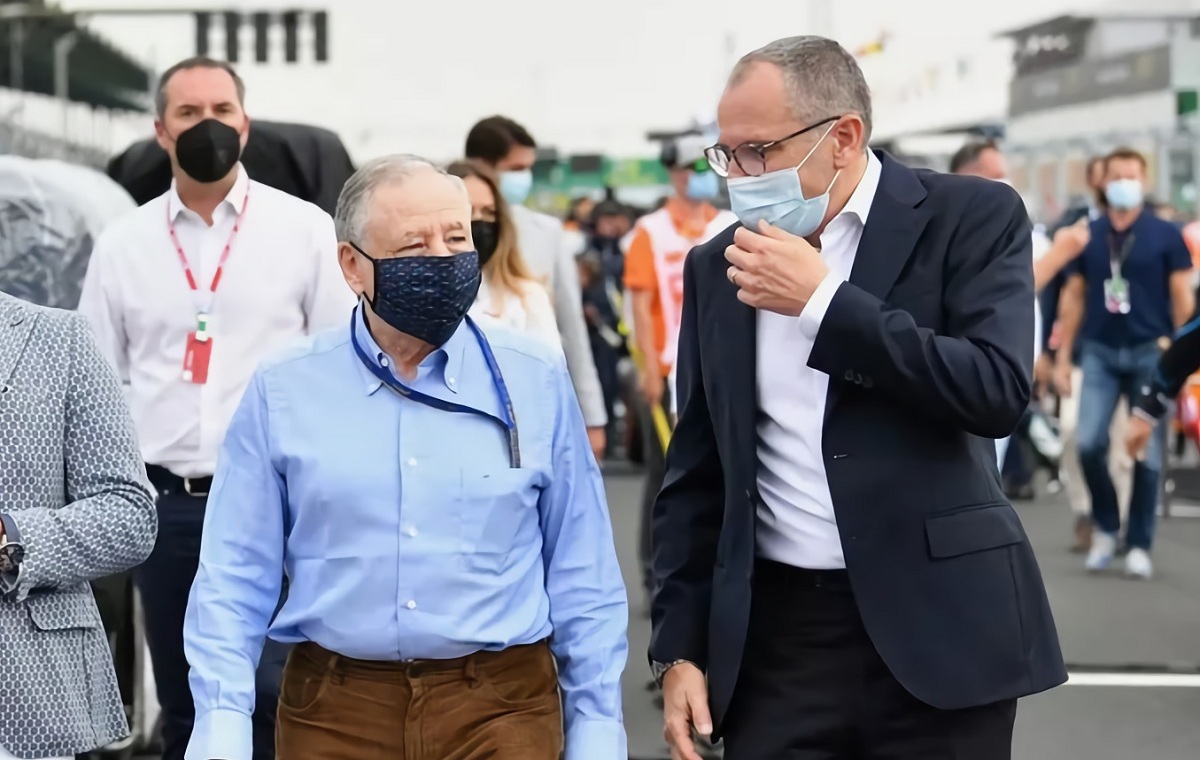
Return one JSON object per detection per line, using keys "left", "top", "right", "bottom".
{"left": 1066, "top": 673, "right": 1200, "bottom": 687}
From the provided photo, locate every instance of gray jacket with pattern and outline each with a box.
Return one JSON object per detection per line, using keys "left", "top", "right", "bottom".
{"left": 0, "top": 292, "right": 156, "bottom": 757}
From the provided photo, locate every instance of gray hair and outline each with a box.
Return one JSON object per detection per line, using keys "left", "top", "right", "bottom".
{"left": 732, "top": 36, "right": 873, "bottom": 144}
{"left": 333, "top": 154, "right": 466, "bottom": 243}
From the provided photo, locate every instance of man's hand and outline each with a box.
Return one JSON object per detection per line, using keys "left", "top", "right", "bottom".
{"left": 1033, "top": 353, "right": 1053, "bottom": 397}
{"left": 662, "top": 662, "right": 712, "bottom": 760}
{"left": 1053, "top": 360, "right": 1074, "bottom": 398}
{"left": 1053, "top": 217, "right": 1091, "bottom": 259}
{"left": 586, "top": 426, "right": 606, "bottom": 462}
{"left": 641, "top": 370, "right": 664, "bottom": 408}
{"left": 725, "top": 220, "right": 829, "bottom": 316}
{"left": 1126, "top": 415, "right": 1156, "bottom": 459}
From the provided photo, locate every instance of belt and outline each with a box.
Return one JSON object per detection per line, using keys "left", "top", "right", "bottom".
{"left": 754, "top": 558, "right": 851, "bottom": 590}
{"left": 146, "top": 464, "right": 213, "bottom": 498}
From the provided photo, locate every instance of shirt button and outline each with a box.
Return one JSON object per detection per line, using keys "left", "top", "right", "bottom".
{"left": 448, "top": 377, "right": 457, "bottom": 387}
{"left": 380, "top": 356, "right": 389, "bottom": 367}
{"left": 407, "top": 458, "right": 417, "bottom": 467}
{"left": 406, "top": 600, "right": 417, "bottom": 610}
{"left": 404, "top": 525, "right": 418, "bottom": 538}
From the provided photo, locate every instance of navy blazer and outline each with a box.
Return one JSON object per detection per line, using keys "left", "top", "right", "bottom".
{"left": 649, "top": 151, "right": 1067, "bottom": 736}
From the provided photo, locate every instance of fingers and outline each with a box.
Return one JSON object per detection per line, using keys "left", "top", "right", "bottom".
{"left": 688, "top": 688, "right": 713, "bottom": 738}
{"left": 725, "top": 243, "right": 755, "bottom": 272}
{"left": 732, "top": 225, "right": 773, "bottom": 254}
{"left": 664, "top": 716, "right": 703, "bottom": 760}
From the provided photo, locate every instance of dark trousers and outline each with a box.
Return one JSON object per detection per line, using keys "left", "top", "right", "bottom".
{"left": 275, "top": 640, "right": 563, "bottom": 759}
{"left": 722, "top": 560, "right": 1017, "bottom": 760}
{"left": 636, "top": 378, "right": 671, "bottom": 595}
{"left": 135, "top": 487, "right": 289, "bottom": 760}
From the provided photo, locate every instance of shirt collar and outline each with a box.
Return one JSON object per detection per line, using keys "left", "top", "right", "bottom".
{"left": 351, "top": 306, "right": 470, "bottom": 396}
{"left": 167, "top": 162, "right": 249, "bottom": 221}
{"left": 838, "top": 149, "right": 882, "bottom": 226}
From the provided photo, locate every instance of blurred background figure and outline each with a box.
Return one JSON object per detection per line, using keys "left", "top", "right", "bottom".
{"left": 448, "top": 160, "right": 560, "bottom": 348}
{"left": 465, "top": 116, "right": 609, "bottom": 461}
{"left": 623, "top": 132, "right": 736, "bottom": 599}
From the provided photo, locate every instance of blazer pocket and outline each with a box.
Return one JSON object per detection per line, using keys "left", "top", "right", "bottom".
{"left": 25, "top": 589, "right": 102, "bottom": 631}
{"left": 925, "top": 503, "right": 1023, "bottom": 560}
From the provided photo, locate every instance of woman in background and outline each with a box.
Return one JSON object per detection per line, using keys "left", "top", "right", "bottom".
{"left": 446, "top": 161, "right": 559, "bottom": 348}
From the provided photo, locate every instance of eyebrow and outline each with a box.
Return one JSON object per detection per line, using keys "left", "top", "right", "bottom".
{"left": 445, "top": 221, "right": 465, "bottom": 232}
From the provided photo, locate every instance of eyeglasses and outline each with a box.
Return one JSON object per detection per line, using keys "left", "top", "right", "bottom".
{"left": 704, "top": 115, "right": 841, "bottom": 178}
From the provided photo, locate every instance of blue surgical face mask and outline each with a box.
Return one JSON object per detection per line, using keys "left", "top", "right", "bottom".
{"left": 499, "top": 169, "right": 533, "bottom": 206}
{"left": 726, "top": 123, "right": 840, "bottom": 238}
{"left": 352, "top": 245, "right": 481, "bottom": 347}
{"left": 1105, "top": 179, "right": 1143, "bottom": 211}
{"left": 686, "top": 169, "right": 720, "bottom": 200}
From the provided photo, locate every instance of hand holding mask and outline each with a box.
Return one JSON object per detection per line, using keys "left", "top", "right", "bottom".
{"left": 725, "top": 220, "right": 829, "bottom": 316}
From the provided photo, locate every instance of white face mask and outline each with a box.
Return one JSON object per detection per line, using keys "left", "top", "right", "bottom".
{"left": 725, "top": 122, "right": 840, "bottom": 238}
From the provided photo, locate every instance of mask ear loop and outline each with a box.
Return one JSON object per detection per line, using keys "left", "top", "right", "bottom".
{"left": 796, "top": 120, "right": 842, "bottom": 197}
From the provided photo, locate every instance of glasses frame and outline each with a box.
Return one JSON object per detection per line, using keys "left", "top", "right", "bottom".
{"left": 705, "top": 115, "right": 842, "bottom": 178}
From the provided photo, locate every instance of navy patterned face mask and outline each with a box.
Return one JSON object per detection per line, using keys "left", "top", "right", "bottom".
{"left": 350, "top": 244, "right": 481, "bottom": 347}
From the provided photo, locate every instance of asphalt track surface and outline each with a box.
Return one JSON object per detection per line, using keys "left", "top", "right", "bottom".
{"left": 133, "top": 463, "right": 1200, "bottom": 759}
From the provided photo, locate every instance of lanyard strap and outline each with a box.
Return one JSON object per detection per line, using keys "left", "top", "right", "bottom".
{"left": 1108, "top": 230, "right": 1136, "bottom": 278}
{"left": 167, "top": 188, "right": 250, "bottom": 307}
{"left": 349, "top": 308, "right": 521, "bottom": 468}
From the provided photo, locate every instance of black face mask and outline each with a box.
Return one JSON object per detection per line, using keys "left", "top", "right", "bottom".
{"left": 173, "top": 119, "right": 242, "bottom": 183}
{"left": 352, "top": 244, "right": 481, "bottom": 347}
{"left": 471, "top": 220, "right": 500, "bottom": 266}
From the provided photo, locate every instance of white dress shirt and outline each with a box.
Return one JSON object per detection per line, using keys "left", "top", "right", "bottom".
{"left": 78, "top": 164, "right": 354, "bottom": 478}
{"left": 755, "top": 151, "right": 883, "bottom": 569}
{"left": 470, "top": 276, "right": 560, "bottom": 349}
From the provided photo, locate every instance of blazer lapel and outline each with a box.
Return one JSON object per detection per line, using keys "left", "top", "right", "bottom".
{"left": 0, "top": 297, "right": 36, "bottom": 391}
{"left": 825, "top": 152, "right": 930, "bottom": 416}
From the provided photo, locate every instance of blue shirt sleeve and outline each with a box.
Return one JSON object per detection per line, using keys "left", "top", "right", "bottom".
{"left": 183, "top": 372, "right": 286, "bottom": 760}
{"left": 538, "top": 356, "right": 629, "bottom": 760}
{"left": 1165, "top": 226, "right": 1194, "bottom": 273}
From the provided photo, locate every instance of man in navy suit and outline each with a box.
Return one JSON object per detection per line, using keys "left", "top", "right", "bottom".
{"left": 649, "top": 35, "right": 1066, "bottom": 760}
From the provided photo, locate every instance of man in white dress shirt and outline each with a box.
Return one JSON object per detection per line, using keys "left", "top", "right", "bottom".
{"left": 465, "top": 116, "right": 608, "bottom": 461}
{"left": 77, "top": 56, "right": 353, "bottom": 760}
{"left": 650, "top": 36, "right": 1064, "bottom": 760}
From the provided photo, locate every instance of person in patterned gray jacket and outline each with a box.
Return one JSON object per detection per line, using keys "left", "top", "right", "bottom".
{"left": 0, "top": 291, "right": 157, "bottom": 760}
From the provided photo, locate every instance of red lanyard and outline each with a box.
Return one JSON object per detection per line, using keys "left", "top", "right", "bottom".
{"left": 167, "top": 189, "right": 250, "bottom": 303}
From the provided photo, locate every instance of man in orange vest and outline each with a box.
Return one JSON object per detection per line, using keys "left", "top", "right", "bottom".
{"left": 624, "top": 134, "right": 737, "bottom": 599}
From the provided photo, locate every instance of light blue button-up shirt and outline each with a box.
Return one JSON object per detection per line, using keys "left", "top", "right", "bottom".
{"left": 184, "top": 309, "right": 629, "bottom": 760}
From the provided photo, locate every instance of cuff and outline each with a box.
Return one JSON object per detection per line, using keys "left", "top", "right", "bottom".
{"left": 565, "top": 719, "right": 628, "bottom": 760}
{"left": 185, "top": 707, "right": 253, "bottom": 760}
{"left": 798, "top": 273, "right": 844, "bottom": 341}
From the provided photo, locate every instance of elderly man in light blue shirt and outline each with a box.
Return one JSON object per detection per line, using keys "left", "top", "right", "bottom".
{"left": 183, "top": 154, "right": 629, "bottom": 760}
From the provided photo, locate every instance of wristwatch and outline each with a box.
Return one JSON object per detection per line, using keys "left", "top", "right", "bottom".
{"left": 0, "top": 513, "right": 26, "bottom": 577}
{"left": 651, "top": 659, "right": 694, "bottom": 687}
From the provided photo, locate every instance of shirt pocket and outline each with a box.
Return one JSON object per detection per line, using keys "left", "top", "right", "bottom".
{"left": 457, "top": 468, "right": 541, "bottom": 572}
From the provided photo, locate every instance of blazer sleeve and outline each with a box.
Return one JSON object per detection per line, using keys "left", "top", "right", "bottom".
{"left": 648, "top": 251, "right": 725, "bottom": 670}
{"left": 7, "top": 312, "right": 156, "bottom": 600}
{"left": 808, "top": 185, "right": 1034, "bottom": 439}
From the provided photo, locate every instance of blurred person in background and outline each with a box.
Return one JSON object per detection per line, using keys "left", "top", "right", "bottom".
{"left": 948, "top": 140, "right": 1089, "bottom": 497}
{"left": 1053, "top": 147, "right": 1195, "bottom": 579}
{"left": 466, "top": 117, "right": 608, "bottom": 461}
{"left": 1127, "top": 313, "right": 1200, "bottom": 458}
{"left": 624, "top": 134, "right": 737, "bottom": 600}
{"left": 565, "top": 196, "right": 597, "bottom": 233}
{"left": 652, "top": 35, "right": 1064, "bottom": 760}
{"left": 1043, "top": 156, "right": 1112, "bottom": 552}
{"left": 0, "top": 292, "right": 156, "bottom": 760}
{"left": 182, "top": 155, "right": 628, "bottom": 760}
{"left": 447, "top": 161, "right": 560, "bottom": 348}
{"left": 77, "top": 56, "right": 354, "bottom": 760}
{"left": 580, "top": 198, "right": 635, "bottom": 459}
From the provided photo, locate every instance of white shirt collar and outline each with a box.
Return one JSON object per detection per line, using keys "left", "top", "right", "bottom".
{"left": 836, "top": 149, "right": 882, "bottom": 227}
{"left": 167, "top": 162, "right": 249, "bottom": 221}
